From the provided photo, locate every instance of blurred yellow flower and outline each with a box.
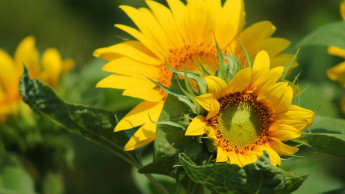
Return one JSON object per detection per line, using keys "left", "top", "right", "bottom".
{"left": 327, "top": 0, "right": 345, "bottom": 113}
{"left": 0, "top": 36, "right": 74, "bottom": 121}
{"left": 186, "top": 51, "right": 314, "bottom": 167}
{"left": 95, "top": 0, "right": 298, "bottom": 151}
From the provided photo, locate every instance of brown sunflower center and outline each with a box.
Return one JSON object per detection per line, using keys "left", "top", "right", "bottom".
{"left": 209, "top": 92, "right": 271, "bottom": 153}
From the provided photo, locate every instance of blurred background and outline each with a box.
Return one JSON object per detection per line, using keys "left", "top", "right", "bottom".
{"left": 1, "top": 0, "right": 345, "bottom": 193}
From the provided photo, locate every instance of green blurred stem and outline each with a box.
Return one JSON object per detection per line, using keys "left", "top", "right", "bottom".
{"left": 143, "top": 174, "right": 169, "bottom": 194}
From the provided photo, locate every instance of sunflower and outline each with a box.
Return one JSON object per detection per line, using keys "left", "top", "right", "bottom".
{"left": 95, "top": 0, "right": 298, "bottom": 151}
{"left": 327, "top": 0, "right": 345, "bottom": 113}
{"left": 185, "top": 50, "right": 313, "bottom": 167}
{"left": 0, "top": 36, "right": 74, "bottom": 121}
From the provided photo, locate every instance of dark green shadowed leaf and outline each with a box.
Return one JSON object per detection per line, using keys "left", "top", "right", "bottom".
{"left": 293, "top": 116, "right": 345, "bottom": 157}
{"left": 19, "top": 67, "right": 141, "bottom": 167}
{"left": 301, "top": 21, "right": 345, "bottom": 50}
{"left": 179, "top": 152, "right": 307, "bottom": 194}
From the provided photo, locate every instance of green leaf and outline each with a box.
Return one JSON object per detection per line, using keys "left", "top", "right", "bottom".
{"left": 144, "top": 73, "right": 197, "bottom": 113}
{"left": 301, "top": 21, "right": 345, "bottom": 49}
{"left": 198, "top": 58, "right": 211, "bottom": 77}
{"left": 0, "top": 147, "right": 35, "bottom": 193}
{"left": 279, "top": 48, "right": 299, "bottom": 82}
{"left": 139, "top": 79, "right": 209, "bottom": 176}
{"left": 165, "top": 59, "right": 207, "bottom": 94}
{"left": 42, "top": 171, "right": 64, "bottom": 194}
{"left": 322, "top": 187, "right": 345, "bottom": 194}
{"left": 19, "top": 67, "right": 141, "bottom": 167}
{"left": 179, "top": 152, "right": 307, "bottom": 194}
{"left": 183, "top": 67, "right": 197, "bottom": 95}
{"left": 240, "top": 39, "right": 253, "bottom": 68}
{"left": 223, "top": 54, "right": 239, "bottom": 82}
{"left": 215, "top": 36, "right": 229, "bottom": 80}
{"left": 293, "top": 116, "right": 345, "bottom": 157}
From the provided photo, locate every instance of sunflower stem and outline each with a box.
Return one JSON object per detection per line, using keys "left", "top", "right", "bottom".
{"left": 143, "top": 173, "right": 169, "bottom": 194}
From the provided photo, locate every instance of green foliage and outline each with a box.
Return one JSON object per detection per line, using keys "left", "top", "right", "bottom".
{"left": 0, "top": 146, "right": 35, "bottom": 193}
{"left": 179, "top": 152, "right": 307, "bottom": 194}
{"left": 279, "top": 48, "right": 300, "bottom": 82}
{"left": 42, "top": 171, "right": 64, "bottom": 194}
{"left": 294, "top": 116, "right": 345, "bottom": 157}
{"left": 165, "top": 60, "right": 207, "bottom": 94}
{"left": 301, "top": 21, "right": 345, "bottom": 49}
{"left": 240, "top": 40, "right": 253, "bottom": 68}
{"left": 19, "top": 67, "right": 141, "bottom": 167}
{"left": 139, "top": 78, "right": 210, "bottom": 176}
{"left": 215, "top": 38, "right": 242, "bottom": 83}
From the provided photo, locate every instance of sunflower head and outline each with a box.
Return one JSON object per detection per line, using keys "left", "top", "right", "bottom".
{"left": 0, "top": 36, "right": 74, "bottom": 121}
{"left": 184, "top": 49, "right": 313, "bottom": 167}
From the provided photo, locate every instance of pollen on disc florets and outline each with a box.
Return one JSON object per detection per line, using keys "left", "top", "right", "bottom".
{"left": 209, "top": 92, "right": 272, "bottom": 154}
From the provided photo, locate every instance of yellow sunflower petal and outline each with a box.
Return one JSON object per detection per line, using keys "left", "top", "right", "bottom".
{"left": 226, "top": 68, "right": 252, "bottom": 93}
{"left": 120, "top": 5, "right": 168, "bottom": 54}
{"left": 243, "top": 153, "right": 258, "bottom": 165}
{"left": 216, "top": 147, "right": 229, "bottom": 162}
{"left": 206, "top": 126, "right": 217, "bottom": 140}
{"left": 328, "top": 46, "right": 345, "bottom": 58}
{"left": 240, "top": 21, "right": 276, "bottom": 45}
{"left": 217, "top": 0, "right": 244, "bottom": 44}
{"left": 263, "top": 145, "right": 281, "bottom": 166}
{"left": 327, "top": 61, "right": 345, "bottom": 85}
{"left": 139, "top": 7, "right": 174, "bottom": 53}
{"left": 123, "top": 88, "right": 163, "bottom": 102}
{"left": 167, "top": 0, "right": 187, "bottom": 41}
{"left": 252, "top": 66, "right": 284, "bottom": 93}
{"left": 62, "top": 59, "right": 74, "bottom": 74}
{"left": 195, "top": 93, "right": 220, "bottom": 119}
{"left": 146, "top": 0, "right": 184, "bottom": 47}
{"left": 270, "top": 53, "right": 298, "bottom": 69}
{"left": 102, "top": 57, "right": 160, "bottom": 78}
{"left": 269, "top": 138, "right": 298, "bottom": 155}
{"left": 227, "top": 151, "right": 242, "bottom": 166}
{"left": 341, "top": 1, "right": 345, "bottom": 21}
{"left": 185, "top": 115, "right": 208, "bottom": 136}
{"left": 205, "top": 76, "right": 227, "bottom": 99}
{"left": 258, "top": 38, "right": 290, "bottom": 58}
{"left": 123, "top": 122, "right": 156, "bottom": 151}
{"left": 97, "top": 74, "right": 156, "bottom": 90}
{"left": 115, "top": 101, "right": 164, "bottom": 132}
{"left": 274, "top": 105, "right": 314, "bottom": 131}
{"left": 97, "top": 75, "right": 162, "bottom": 101}
{"left": 252, "top": 50, "right": 270, "bottom": 79}
{"left": 14, "top": 36, "right": 40, "bottom": 77}
{"left": 93, "top": 41, "right": 160, "bottom": 64}
{"left": 42, "top": 48, "right": 63, "bottom": 87}
{"left": 268, "top": 124, "right": 301, "bottom": 141}
{"left": 115, "top": 24, "right": 162, "bottom": 57}
{"left": 257, "top": 82, "right": 293, "bottom": 113}
{"left": 0, "top": 50, "right": 19, "bottom": 97}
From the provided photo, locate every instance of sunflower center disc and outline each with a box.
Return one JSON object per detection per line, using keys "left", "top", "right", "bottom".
{"left": 217, "top": 102, "right": 261, "bottom": 149}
